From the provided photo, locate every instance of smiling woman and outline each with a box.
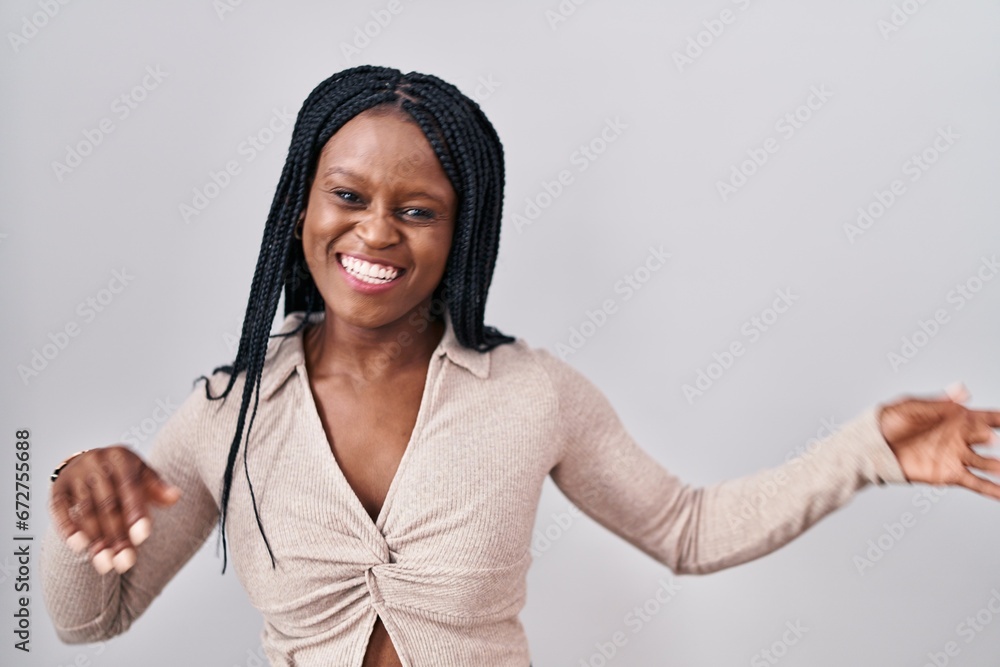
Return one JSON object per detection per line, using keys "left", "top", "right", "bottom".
{"left": 295, "top": 106, "right": 461, "bottom": 665}
{"left": 39, "top": 65, "right": 1000, "bottom": 667}
{"left": 300, "top": 106, "right": 457, "bottom": 325}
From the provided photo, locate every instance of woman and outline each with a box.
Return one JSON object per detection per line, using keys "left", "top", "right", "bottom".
{"left": 41, "top": 65, "right": 1000, "bottom": 667}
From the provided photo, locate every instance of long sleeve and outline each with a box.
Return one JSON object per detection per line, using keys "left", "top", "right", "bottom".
{"left": 40, "top": 383, "right": 220, "bottom": 643}
{"left": 538, "top": 349, "right": 909, "bottom": 575}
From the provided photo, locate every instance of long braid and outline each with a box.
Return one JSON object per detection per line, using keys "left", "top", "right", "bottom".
{"left": 402, "top": 75, "right": 508, "bottom": 349}
{"left": 198, "top": 66, "right": 516, "bottom": 572}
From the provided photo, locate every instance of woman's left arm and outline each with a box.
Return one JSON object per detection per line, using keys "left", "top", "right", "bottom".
{"left": 538, "top": 350, "right": 999, "bottom": 575}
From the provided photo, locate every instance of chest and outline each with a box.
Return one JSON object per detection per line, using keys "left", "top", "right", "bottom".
{"left": 220, "top": 354, "right": 562, "bottom": 626}
{"left": 308, "top": 369, "right": 427, "bottom": 523}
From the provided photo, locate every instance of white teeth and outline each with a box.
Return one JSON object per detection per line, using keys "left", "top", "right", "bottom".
{"left": 339, "top": 255, "right": 400, "bottom": 285}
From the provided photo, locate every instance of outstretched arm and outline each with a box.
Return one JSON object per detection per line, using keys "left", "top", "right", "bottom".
{"left": 539, "top": 349, "right": 962, "bottom": 575}
{"left": 40, "top": 386, "right": 219, "bottom": 643}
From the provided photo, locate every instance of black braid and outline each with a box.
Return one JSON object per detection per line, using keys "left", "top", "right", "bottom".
{"left": 195, "top": 65, "right": 515, "bottom": 573}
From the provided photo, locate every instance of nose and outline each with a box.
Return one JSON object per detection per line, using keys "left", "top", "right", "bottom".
{"left": 353, "top": 206, "right": 401, "bottom": 249}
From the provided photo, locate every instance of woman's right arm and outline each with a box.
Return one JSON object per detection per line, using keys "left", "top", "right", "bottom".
{"left": 40, "top": 385, "right": 220, "bottom": 643}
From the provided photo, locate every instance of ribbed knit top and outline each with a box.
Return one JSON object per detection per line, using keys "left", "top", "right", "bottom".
{"left": 40, "top": 310, "right": 908, "bottom": 666}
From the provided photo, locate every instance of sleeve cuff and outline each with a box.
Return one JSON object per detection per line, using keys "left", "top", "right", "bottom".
{"left": 843, "top": 404, "right": 910, "bottom": 486}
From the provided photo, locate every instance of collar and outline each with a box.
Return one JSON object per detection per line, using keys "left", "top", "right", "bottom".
{"left": 258, "top": 308, "right": 490, "bottom": 401}
{"left": 432, "top": 308, "right": 492, "bottom": 380}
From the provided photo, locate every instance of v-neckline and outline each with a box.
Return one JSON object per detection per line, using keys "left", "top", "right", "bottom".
{"left": 294, "top": 324, "right": 442, "bottom": 540}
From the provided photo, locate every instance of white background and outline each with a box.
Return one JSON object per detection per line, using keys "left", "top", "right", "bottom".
{"left": 2, "top": 1, "right": 999, "bottom": 665}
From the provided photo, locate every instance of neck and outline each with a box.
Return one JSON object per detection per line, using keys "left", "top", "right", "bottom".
{"left": 303, "top": 304, "right": 446, "bottom": 383}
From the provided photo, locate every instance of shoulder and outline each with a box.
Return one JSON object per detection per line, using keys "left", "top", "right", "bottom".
{"left": 485, "top": 336, "right": 624, "bottom": 460}
{"left": 486, "top": 333, "right": 605, "bottom": 405}
{"left": 483, "top": 333, "right": 551, "bottom": 384}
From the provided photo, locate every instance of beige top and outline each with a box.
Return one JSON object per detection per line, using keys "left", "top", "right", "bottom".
{"left": 40, "top": 310, "right": 908, "bottom": 666}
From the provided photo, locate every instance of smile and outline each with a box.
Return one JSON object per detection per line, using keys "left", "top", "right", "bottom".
{"left": 338, "top": 254, "right": 402, "bottom": 285}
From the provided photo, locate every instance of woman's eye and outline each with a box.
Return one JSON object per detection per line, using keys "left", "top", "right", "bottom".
{"left": 334, "top": 190, "right": 361, "bottom": 204}
{"left": 401, "top": 208, "right": 436, "bottom": 221}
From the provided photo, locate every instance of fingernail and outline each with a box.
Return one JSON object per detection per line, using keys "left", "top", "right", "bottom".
{"left": 112, "top": 548, "right": 136, "bottom": 574}
{"left": 129, "top": 518, "right": 151, "bottom": 546}
{"left": 66, "top": 532, "right": 88, "bottom": 554}
{"left": 92, "top": 549, "right": 114, "bottom": 575}
{"left": 945, "top": 381, "right": 969, "bottom": 402}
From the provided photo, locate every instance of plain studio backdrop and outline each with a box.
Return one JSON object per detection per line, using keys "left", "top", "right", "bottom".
{"left": 2, "top": 1, "right": 999, "bottom": 665}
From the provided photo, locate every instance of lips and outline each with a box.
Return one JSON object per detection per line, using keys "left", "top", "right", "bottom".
{"left": 337, "top": 253, "right": 404, "bottom": 286}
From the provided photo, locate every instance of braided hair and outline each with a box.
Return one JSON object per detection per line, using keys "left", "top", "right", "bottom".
{"left": 199, "top": 65, "right": 515, "bottom": 572}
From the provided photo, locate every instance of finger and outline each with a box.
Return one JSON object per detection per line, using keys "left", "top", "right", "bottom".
{"left": 955, "top": 469, "right": 1000, "bottom": 501}
{"left": 140, "top": 465, "right": 182, "bottom": 507}
{"left": 68, "top": 476, "right": 102, "bottom": 554}
{"left": 108, "top": 450, "right": 151, "bottom": 547}
{"left": 945, "top": 381, "right": 970, "bottom": 403}
{"left": 963, "top": 418, "right": 999, "bottom": 447}
{"left": 968, "top": 409, "right": 1000, "bottom": 430}
{"left": 964, "top": 451, "right": 1000, "bottom": 477}
{"left": 972, "top": 429, "right": 1000, "bottom": 447}
{"left": 49, "top": 491, "right": 89, "bottom": 553}
{"left": 86, "top": 467, "right": 134, "bottom": 574}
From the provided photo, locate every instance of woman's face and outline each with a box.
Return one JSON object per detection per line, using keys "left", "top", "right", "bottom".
{"left": 300, "top": 107, "right": 457, "bottom": 332}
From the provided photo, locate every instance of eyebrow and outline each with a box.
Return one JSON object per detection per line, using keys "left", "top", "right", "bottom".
{"left": 319, "top": 165, "right": 449, "bottom": 205}
{"left": 319, "top": 166, "right": 362, "bottom": 181}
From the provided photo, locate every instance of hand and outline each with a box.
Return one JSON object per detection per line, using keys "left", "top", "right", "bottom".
{"left": 48, "top": 446, "right": 182, "bottom": 575}
{"left": 877, "top": 382, "right": 1000, "bottom": 499}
